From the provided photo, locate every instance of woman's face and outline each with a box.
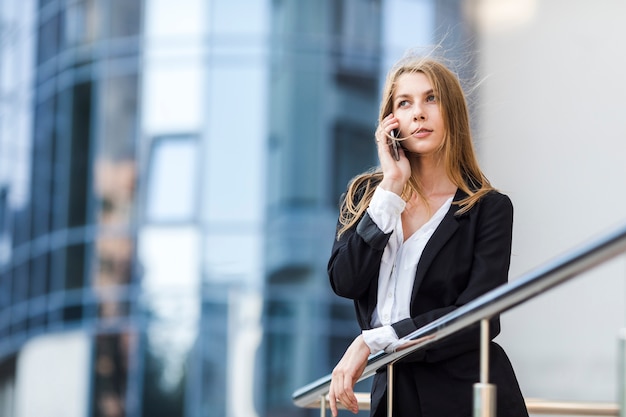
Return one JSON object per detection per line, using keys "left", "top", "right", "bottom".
{"left": 391, "top": 71, "right": 445, "bottom": 157}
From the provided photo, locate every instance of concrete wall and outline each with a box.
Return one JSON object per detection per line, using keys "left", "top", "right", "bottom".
{"left": 15, "top": 332, "right": 91, "bottom": 417}
{"left": 472, "top": 0, "right": 626, "bottom": 404}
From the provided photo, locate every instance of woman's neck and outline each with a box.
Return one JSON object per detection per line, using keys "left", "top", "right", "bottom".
{"left": 410, "top": 154, "right": 456, "bottom": 197}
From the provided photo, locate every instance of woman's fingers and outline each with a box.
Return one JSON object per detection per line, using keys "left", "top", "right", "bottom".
{"left": 329, "top": 376, "right": 341, "bottom": 416}
{"left": 341, "top": 374, "right": 359, "bottom": 412}
{"left": 329, "top": 388, "right": 339, "bottom": 417}
{"left": 328, "top": 335, "right": 371, "bottom": 415}
{"left": 376, "top": 114, "right": 397, "bottom": 142}
{"left": 336, "top": 373, "right": 354, "bottom": 411}
{"left": 329, "top": 380, "right": 358, "bottom": 416}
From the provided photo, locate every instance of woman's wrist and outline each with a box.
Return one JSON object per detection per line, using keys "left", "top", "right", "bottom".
{"left": 378, "top": 178, "right": 405, "bottom": 196}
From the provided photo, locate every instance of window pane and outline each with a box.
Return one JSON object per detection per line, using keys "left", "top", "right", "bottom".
{"left": 92, "top": 332, "right": 134, "bottom": 417}
{"left": 98, "top": 75, "right": 138, "bottom": 160}
{"left": 108, "top": 0, "right": 141, "bottom": 38}
{"left": 68, "top": 82, "right": 93, "bottom": 228}
{"left": 141, "top": 325, "right": 186, "bottom": 417}
{"left": 37, "top": 13, "right": 59, "bottom": 64}
{"left": 145, "top": 136, "right": 197, "bottom": 223}
{"left": 331, "top": 122, "right": 376, "bottom": 204}
{"left": 32, "top": 97, "right": 55, "bottom": 238}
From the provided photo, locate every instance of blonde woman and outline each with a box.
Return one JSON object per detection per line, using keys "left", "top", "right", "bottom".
{"left": 327, "top": 56, "right": 528, "bottom": 417}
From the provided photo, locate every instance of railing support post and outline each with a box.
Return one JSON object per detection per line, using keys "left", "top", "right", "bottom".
{"left": 617, "top": 328, "right": 626, "bottom": 417}
{"left": 388, "top": 362, "right": 394, "bottom": 417}
{"left": 320, "top": 394, "right": 326, "bottom": 417}
{"left": 474, "top": 319, "right": 496, "bottom": 417}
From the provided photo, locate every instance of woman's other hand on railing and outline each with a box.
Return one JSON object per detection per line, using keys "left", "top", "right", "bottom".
{"left": 329, "top": 335, "right": 371, "bottom": 416}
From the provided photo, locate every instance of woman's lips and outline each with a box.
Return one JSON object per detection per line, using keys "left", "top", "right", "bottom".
{"left": 412, "top": 128, "right": 432, "bottom": 138}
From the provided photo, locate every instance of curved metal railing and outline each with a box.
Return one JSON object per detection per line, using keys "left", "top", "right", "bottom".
{"left": 292, "top": 221, "right": 626, "bottom": 414}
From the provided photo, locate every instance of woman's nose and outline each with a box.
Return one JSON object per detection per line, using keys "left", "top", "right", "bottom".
{"left": 413, "top": 111, "right": 426, "bottom": 121}
{"left": 413, "top": 109, "right": 426, "bottom": 121}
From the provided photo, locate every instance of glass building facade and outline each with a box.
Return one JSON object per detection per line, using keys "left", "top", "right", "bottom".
{"left": 0, "top": 1, "right": 474, "bottom": 416}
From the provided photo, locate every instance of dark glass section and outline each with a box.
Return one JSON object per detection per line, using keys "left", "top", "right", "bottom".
{"left": 63, "top": 241, "right": 88, "bottom": 324}
{"left": 68, "top": 81, "right": 93, "bottom": 228}
{"left": 61, "top": 301, "right": 83, "bottom": 323}
{"left": 11, "top": 207, "right": 31, "bottom": 248}
{"left": 264, "top": 331, "right": 306, "bottom": 417}
{"left": 10, "top": 262, "right": 28, "bottom": 334}
{"left": 0, "top": 270, "right": 11, "bottom": 339}
{"left": 331, "top": 0, "right": 381, "bottom": 82}
{"left": 92, "top": 332, "right": 133, "bottom": 417}
{"left": 37, "top": 11, "right": 59, "bottom": 64}
{"left": 329, "top": 299, "right": 357, "bottom": 323}
{"left": 0, "top": 187, "right": 7, "bottom": 233}
{"left": 31, "top": 97, "right": 55, "bottom": 240}
{"left": 201, "top": 299, "right": 228, "bottom": 417}
{"left": 0, "top": 270, "right": 9, "bottom": 312}
{"left": 27, "top": 255, "right": 48, "bottom": 327}
{"left": 0, "top": 356, "right": 16, "bottom": 417}
{"left": 29, "top": 253, "right": 49, "bottom": 299}
{"left": 263, "top": 290, "right": 309, "bottom": 416}
{"left": 11, "top": 261, "right": 28, "bottom": 305}
{"left": 52, "top": 87, "right": 72, "bottom": 232}
{"left": 331, "top": 122, "right": 377, "bottom": 205}
{"left": 267, "top": 265, "right": 311, "bottom": 285}
{"left": 140, "top": 329, "right": 185, "bottom": 417}
{"left": 49, "top": 246, "right": 65, "bottom": 293}
{"left": 65, "top": 242, "right": 86, "bottom": 290}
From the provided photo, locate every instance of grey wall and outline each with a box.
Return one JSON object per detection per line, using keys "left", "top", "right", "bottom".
{"left": 472, "top": 0, "right": 626, "bottom": 404}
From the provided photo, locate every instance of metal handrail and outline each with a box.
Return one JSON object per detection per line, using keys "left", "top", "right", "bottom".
{"left": 302, "top": 395, "right": 619, "bottom": 416}
{"left": 525, "top": 399, "right": 619, "bottom": 416}
{"left": 292, "top": 221, "right": 626, "bottom": 408}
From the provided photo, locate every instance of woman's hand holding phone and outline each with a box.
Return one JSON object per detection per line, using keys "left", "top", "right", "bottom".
{"left": 376, "top": 114, "right": 411, "bottom": 195}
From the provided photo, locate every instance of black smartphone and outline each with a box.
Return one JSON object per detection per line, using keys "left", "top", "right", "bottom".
{"left": 390, "top": 129, "right": 400, "bottom": 161}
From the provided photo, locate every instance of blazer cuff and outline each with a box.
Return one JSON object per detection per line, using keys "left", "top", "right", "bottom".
{"left": 391, "top": 318, "right": 418, "bottom": 339}
{"left": 356, "top": 212, "right": 391, "bottom": 250}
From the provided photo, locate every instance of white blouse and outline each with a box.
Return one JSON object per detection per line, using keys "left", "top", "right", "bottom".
{"left": 361, "top": 187, "right": 453, "bottom": 353}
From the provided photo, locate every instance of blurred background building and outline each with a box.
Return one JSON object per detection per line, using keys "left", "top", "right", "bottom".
{"left": 1, "top": 1, "right": 625, "bottom": 417}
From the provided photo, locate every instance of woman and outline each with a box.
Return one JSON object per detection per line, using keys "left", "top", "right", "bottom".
{"left": 327, "top": 56, "right": 528, "bottom": 417}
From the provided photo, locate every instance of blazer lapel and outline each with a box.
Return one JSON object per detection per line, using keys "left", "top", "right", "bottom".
{"left": 410, "top": 188, "right": 466, "bottom": 303}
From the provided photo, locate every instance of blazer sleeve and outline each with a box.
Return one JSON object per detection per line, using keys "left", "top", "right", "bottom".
{"left": 392, "top": 192, "right": 514, "bottom": 361}
{"left": 328, "top": 211, "right": 390, "bottom": 300}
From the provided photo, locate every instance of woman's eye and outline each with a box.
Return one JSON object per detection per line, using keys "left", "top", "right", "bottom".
{"left": 426, "top": 94, "right": 436, "bottom": 102}
{"left": 398, "top": 100, "right": 409, "bottom": 107}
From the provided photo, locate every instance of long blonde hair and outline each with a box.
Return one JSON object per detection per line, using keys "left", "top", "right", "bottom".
{"left": 337, "top": 56, "right": 493, "bottom": 239}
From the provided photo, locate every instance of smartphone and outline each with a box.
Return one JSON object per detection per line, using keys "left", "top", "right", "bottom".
{"left": 390, "top": 130, "right": 400, "bottom": 161}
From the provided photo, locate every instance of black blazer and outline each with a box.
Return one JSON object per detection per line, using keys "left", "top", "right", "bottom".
{"left": 328, "top": 186, "right": 528, "bottom": 417}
